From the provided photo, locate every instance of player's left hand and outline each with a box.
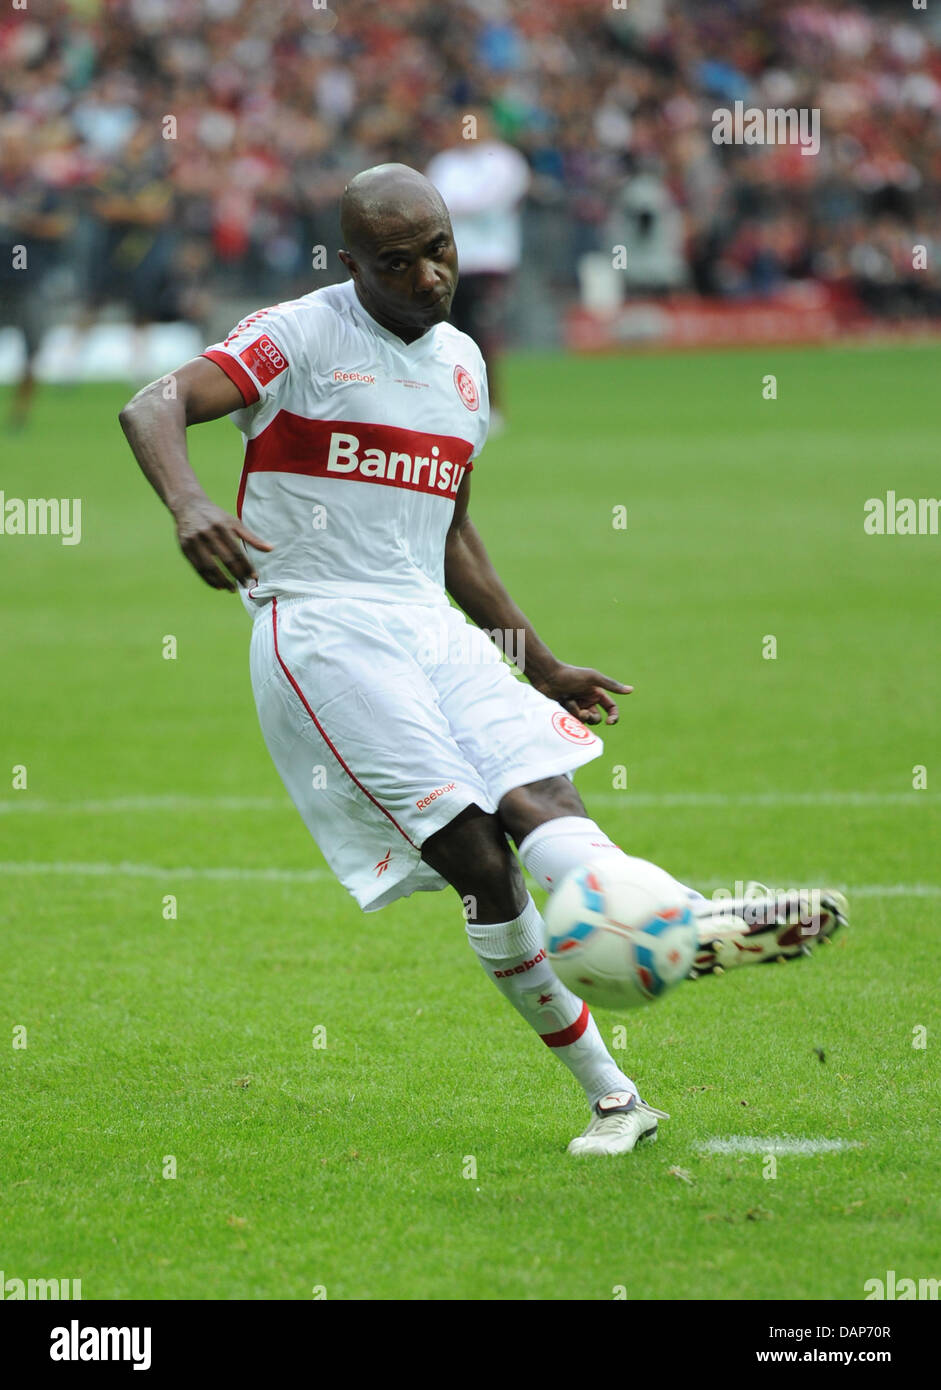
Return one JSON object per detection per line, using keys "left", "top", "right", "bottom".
{"left": 535, "top": 665, "right": 633, "bottom": 726}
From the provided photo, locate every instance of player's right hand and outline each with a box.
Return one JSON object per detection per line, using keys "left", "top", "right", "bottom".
{"left": 173, "top": 496, "right": 274, "bottom": 591}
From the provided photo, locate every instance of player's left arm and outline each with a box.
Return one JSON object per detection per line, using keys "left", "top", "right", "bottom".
{"left": 444, "top": 474, "right": 631, "bottom": 726}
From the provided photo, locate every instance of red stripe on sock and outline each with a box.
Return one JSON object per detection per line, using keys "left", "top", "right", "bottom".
{"left": 541, "top": 1001, "right": 590, "bottom": 1048}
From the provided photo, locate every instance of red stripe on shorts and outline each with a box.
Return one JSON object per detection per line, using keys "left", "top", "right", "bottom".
{"left": 541, "top": 1000, "right": 590, "bottom": 1048}
{"left": 270, "top": 597, "right": 419, "bottom": 851}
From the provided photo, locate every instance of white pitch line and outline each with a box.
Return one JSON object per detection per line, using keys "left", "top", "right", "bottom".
{"left": 0, "top": 860, "right": 331, "bottom": 884}
{"left": 0, "top": 861, "right": 938, "bottom": 898}
{"left": 0, "top": 795, "right": 284, "bottom": 816}
{"left": 698, "top": 1137, "right": 862, "bottom": 1156}
{"left": 850, "top": 884, "right": 941, "bottom": 898}
{"left": 696, "top": 881, "right": 941, "bottom": 899}
{"left": 0, "top": 791, "right": 937, "bottom": 816}
{"left": 590, "top": 792, "right": 939, "bottom": 808}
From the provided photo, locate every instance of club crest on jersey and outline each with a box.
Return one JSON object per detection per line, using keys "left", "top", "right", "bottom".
{"left": 453, "top": 364, "right": 479, "bottom": 411}
{"left": 240, "top": 335, "right": 288, "bottom": 386}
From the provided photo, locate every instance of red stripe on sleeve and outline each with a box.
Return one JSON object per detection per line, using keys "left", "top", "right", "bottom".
{"left": 540, "top": 1001, "right": 590, "bottom": 1049}
{"left": 202, "top": 349, "right": 260, "bottom": 406}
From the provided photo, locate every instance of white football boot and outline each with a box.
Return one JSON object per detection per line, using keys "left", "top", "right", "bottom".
{"left": 689, "top": 884, "right": 848, "bottom": 977}
{"left": 568, "top": 1090, "right": 669, "bottom": 1157}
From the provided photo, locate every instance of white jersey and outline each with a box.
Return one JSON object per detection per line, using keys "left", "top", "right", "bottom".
{"left": 202, "top": 278, "right": 490, "bottom": 609}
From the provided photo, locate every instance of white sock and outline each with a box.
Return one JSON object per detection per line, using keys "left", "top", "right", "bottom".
{"left": 518, "top": 815, "right": 703, "bottom": 900}
{"left": 465, "top": 894, "right": 634, "bottom": 1108}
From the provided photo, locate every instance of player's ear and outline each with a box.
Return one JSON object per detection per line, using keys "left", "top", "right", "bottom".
{"left": 338, "top": 249, "right": 357, "bottom": 277}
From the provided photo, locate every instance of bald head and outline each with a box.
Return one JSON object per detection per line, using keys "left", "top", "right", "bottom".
{"left": 340, "top": 163, "right": 448, "bottom": 256}
{"left": 337, "top": 163, "right": 458, "bottom": 344}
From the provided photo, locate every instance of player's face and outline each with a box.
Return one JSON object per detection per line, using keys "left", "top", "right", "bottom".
{"left": 343, "top": 208, "right": 458, "bottom": 339}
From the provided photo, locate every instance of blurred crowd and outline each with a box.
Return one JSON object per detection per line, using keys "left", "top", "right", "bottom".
{"left": 3, "top": 0, "right": 941, "bottom": 338}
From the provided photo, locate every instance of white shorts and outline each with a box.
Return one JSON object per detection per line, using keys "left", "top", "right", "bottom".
{"left": 249, "top": 595, "right": 604, "bottom": 911}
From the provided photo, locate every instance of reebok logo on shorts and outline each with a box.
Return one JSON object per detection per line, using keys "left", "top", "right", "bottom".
{"left": 416, "top": 781, "right": 456, "bottom": 810}
{"left": 240, "top": 335, "right": 288, "bottom": 386}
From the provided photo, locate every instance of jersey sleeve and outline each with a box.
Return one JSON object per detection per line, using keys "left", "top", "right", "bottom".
{"left": 470, "top": 354, "right": 490, "bottom": 460}
{"left": 202, "top": 302, "right": 299, "bottom": 413}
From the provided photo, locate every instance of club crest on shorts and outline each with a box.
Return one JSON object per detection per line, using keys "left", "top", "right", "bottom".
{"left": 552, "top": 710, "right": 596, "bottom": 743}
{"left": 453, "top": 364, "right": 479, "bottom": 411}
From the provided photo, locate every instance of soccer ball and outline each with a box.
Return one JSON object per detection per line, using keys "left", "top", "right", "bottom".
{"left": 543, "top": 858, "right": 699, "bottom": 1010}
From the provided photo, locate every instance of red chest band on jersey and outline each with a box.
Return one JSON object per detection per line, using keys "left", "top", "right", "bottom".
{"left": 238, "top": 413, "right": 474, "bottom": 513}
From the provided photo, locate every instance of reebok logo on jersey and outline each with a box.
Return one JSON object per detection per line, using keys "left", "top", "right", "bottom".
{"left": 240, "top": 334, "right": 288, "bottom": 386}
{"left": 332, "top": 369, "right": 376, "bottom": 384}
{"left": 494, "top": 948, "right": 546, "bottom": 978}
{"left": 415, "top": 781, "right": 456, "bottom": 810}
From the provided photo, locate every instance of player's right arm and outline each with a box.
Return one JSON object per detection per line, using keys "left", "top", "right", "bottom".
{"left": 118, "top": 356, "right": 273, "bottom": 591}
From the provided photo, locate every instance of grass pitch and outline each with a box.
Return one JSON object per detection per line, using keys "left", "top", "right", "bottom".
{"left": 1, "top": 344, "right": 939, "bottom": 1300}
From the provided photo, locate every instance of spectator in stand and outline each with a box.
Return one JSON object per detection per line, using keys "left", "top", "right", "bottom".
{"left": 75, "top": 122, "right": 179, "bottom": 373}
{"left": 0, "top": 116, "right": 71, "bottom": 428}
{"left": 427, "top": 106, "right": 531, "bottom": 429}
{"left": 0, "top": 0, "right": 939, "bottom": 362}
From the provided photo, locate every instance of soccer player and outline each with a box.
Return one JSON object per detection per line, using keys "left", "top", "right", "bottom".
{"left": 119, "top": 165, "right": 846, "bottom": 1156}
